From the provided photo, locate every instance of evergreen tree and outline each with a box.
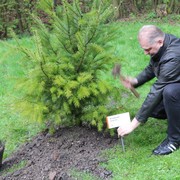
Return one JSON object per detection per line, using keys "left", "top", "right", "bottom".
{"left": 13, "top": 0, "right": 122, "bottom": 133}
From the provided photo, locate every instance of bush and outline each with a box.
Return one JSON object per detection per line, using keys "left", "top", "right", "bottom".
{"left": 13, "top": 0, "right": 122, "bottom": 133}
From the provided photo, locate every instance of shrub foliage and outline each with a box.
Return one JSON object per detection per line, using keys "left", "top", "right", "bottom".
{"left": 13, "top": 0, "right": 121, "bottom": 132}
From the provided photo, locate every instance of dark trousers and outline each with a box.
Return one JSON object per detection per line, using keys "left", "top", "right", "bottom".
{"left": 150, "top": 83, "right": 180, "bottom": 143}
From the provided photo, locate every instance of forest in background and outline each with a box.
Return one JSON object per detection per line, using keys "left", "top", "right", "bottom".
{"left": 0, "top": 0, "right": 180, "bottom": 39}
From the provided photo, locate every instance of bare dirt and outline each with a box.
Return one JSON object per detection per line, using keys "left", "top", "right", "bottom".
{"left": 0, "top": 126, "right": 117, "bottom": 180}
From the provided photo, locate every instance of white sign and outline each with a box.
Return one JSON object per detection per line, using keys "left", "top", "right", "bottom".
{"left": 106, "top": 112, "right": 131, "bottom": 129}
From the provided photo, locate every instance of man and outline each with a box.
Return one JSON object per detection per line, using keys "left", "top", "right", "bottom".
{"left": 117, "top": 25, "right": 180, "bottom": 155}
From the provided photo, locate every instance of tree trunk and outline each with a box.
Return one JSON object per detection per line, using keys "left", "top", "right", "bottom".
{"left": 15, "top": 0, "right": 24, "bottom": 33}
{"left": 112, "top": 0, "right": 120, "bottom": 19}
{"left": 0, "top": 143, "right": 5, "bottom": 167}
{"left": 0, "top": 4, "right": 8, "bottom": 39}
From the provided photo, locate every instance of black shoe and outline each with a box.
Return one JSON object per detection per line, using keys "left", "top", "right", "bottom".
{"left": 153, "top": 140, "right": 179, "bottom": 155}
{"left": 152, "top": 138, "right": 169, "bottom": 153}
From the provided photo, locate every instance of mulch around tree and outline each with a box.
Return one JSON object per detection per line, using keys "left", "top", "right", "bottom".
{"left": 0, "top": 126, "right": 118, "bottom": 180}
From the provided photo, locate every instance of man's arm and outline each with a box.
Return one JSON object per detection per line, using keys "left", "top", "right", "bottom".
{"left": 121, "top": 62, "right": 154, "bottom": 90}
{"left": 134, "top": 62, "right": 155, "bottom": 88}
{"left": 136, "top": 57, "right": 180, "bottom": 123}
{"left": 118, "top": 57, "right": 180, "bottom": 136}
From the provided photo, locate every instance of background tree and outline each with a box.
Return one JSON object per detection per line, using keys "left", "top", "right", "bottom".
{"left": 1, "top": 0, "right": 180, "bottom": 39}
{"left": 111, "top": 0, "right": 180, "bottom": 19}
{"left": 0, "top": 0, "right": 37, "bottom": 39}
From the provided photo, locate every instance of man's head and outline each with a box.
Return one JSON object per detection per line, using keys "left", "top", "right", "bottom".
{"left": 138, "top": 25, "right": 165, "bottom": 56}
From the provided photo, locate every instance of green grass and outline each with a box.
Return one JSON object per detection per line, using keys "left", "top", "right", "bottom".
{"left": 71, "top": 169, "right": 99, "bottom": 180}
{"left": 0, "top": 160, "right": 27, "bottom": 176}
{"left": 0, "top": 38, "right": 44, "bottom": 158}
{"left": 0, "top": 20, "right": 180, "bottom": 179}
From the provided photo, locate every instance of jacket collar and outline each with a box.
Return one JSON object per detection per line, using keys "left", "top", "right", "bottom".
{"left": 151, "top": 34, "right": 169, "bottom": 61}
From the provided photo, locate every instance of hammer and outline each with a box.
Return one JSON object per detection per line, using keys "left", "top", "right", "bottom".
{"left": 112, "top": 64, "right": 140, "bottom": 98}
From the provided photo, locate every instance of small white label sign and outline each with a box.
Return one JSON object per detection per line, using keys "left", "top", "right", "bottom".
{"left": 106, "top": 112, "right": 131, "bottom": 129}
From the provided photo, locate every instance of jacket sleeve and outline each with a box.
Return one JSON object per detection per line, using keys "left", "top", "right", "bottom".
{"left": 135, "top": 58, "right": 180, "bottom": 123}
{"left": 134, "top": 62, "right": 155, "bottom": 88}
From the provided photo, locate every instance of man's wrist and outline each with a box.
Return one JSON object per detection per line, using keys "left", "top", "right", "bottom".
{"left": 131, "top": 78, "right": 138, "bottom": 85}
{"left": 130, "top": 117, "right": 141, "bottom": 131}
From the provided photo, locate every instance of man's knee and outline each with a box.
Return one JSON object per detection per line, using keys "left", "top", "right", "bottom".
{"left": 150, "top": 100, "right": 167, "bottom": 119}
{"left": 163, "top": 84, "right": 173, "bottom": 96}
{"left": 163, "top": 83, "right": 180, "bottom": 102}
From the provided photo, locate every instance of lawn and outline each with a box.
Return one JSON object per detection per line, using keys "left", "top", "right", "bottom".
{"left": 0, "top": 20, "right": 180, "bottom": 179}
{"left": 0, "top": 37, "right": 44, "bottom": 158}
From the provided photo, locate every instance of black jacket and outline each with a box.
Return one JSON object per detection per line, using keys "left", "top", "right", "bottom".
{"left": 135, "top": 34, "right": 180, "bottom": 123}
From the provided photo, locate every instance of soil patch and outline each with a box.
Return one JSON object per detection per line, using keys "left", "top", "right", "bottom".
{"left": 0, "top": 126, "right": 117, "bottom": 180}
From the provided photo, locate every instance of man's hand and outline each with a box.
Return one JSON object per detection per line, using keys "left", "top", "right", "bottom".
{"left": 117, "top": 124, "right": 133, "bottom": 137}
{"left": 117, "top": 117, "right": 141, "bottom": 137}
{"left": 121, "top": 77, "right": 138, "bottom": 90}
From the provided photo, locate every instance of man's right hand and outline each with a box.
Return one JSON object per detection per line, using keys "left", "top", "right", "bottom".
{"left": 117, "top": 117, "right": 141, "bottom": 137}
{"left": 120, "top": 77, "right": 138, "bottom": 89}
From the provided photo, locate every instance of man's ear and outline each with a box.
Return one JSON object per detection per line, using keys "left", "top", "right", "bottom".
{"left": 158, "top": 39, "right": 164, "bottom": 47}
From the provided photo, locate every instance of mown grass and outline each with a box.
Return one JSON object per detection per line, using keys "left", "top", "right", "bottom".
{"left": 0, "top": 160, "right": 27, "bottom": 176}
{"left": 71, "top": 169, "right": 99, "bottom": 180}
{"left": 0, "top": 38, "right": 44, "bottom": 159}
{"left": 0, "top": 19, "right": 180, "bottom": 179}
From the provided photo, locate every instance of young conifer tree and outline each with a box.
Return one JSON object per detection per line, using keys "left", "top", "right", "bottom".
{"left": 14, "top": 0, "right": 122, "bottom": 132}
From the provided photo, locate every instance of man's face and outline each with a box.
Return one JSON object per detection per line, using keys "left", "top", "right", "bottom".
{"left": 139, "top": 38, "right": 163, "bottom": 56}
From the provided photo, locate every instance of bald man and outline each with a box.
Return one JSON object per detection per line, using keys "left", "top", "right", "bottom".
{"left": 117, "top": 25, "right": 180, "bottom": 155}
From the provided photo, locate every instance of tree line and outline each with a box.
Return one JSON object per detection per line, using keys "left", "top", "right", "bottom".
{"left": 0, "top": 0, "right": 179, "bottom": 39}
{"left": 113, "top": 0, "right": 180, "bottom": 18}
